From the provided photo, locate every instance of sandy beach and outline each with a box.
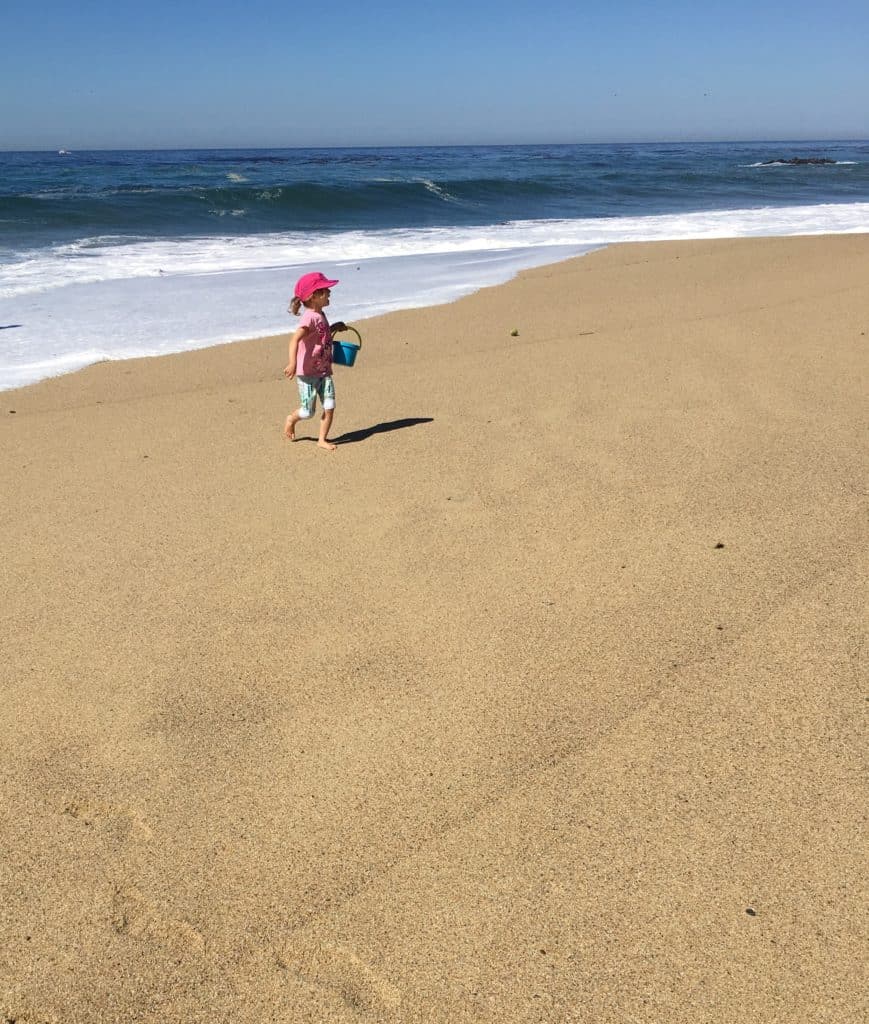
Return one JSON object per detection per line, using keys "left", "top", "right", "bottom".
{"left": 1, "top": 234, "right": 866, "bottom": 1023}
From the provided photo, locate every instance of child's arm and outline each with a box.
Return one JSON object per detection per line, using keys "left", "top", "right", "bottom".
{"left": 284, "top": 325, "right": 308, "bottom": 379}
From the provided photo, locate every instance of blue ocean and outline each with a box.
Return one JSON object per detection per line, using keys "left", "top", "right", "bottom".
{"left": 2, "top": 140, "right": 868, "bottom": 389}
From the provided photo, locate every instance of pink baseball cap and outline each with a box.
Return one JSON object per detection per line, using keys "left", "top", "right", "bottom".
{"left": 294, "top": 271, "right": 339, "bottom": 302}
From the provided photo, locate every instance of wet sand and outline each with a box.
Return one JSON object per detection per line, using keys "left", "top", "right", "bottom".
{"left": 1, "top": 234, "right": 867, "bottom": 1023}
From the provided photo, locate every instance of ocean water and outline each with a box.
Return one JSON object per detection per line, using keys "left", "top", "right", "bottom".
{"left": 2, "top": 140, "right": 868, "bottom": 390}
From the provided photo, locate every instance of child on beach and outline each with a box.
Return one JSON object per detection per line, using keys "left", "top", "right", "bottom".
{"left": 283, "top": 271, "right": 347, "bottom": 452}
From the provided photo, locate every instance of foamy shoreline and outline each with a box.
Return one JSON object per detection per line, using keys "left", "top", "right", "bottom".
{"left": 3, "top": 199, "right": 869, "bottom": 390}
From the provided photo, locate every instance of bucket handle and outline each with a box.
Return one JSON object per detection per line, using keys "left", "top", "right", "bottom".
{"left": 333, "top": 325, "right": 362, "bottom": 348}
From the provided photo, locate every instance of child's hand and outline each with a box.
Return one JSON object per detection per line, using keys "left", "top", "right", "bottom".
{"left": 284, "top": 364, "right": 295, "bottom": 379}
{"left": 330, "top": 321, "right": 347, "bottom": 334}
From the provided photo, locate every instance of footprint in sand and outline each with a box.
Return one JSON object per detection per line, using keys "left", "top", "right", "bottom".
{"left": 111, "top": 886, "right": 206, "bottom": 960}
{"left": 274, "top": 939, "right": 401, "bottom": 1015}
{"left": 63, "top": 796, "right": 153, "bottom": 842}
{"left": 2, "top": 1009, "right": 59, "bottom": 1024}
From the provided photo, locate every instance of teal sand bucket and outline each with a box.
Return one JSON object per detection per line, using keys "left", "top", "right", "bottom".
{"left": 331, "top": 326, "right": 362, "bottom": 367}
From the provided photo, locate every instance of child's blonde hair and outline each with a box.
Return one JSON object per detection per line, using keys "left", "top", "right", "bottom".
{"left": 289, "top": 288, "right": 330, "bottom": 316}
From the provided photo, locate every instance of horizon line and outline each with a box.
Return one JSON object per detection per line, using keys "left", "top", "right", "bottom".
{"left": 2, "top": 136, "right": 867, "bottom": 155}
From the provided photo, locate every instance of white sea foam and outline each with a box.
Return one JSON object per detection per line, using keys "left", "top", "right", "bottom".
{"left": 418, "top": 178, "right": 462, "bottom": 203}
{"left": 3, "top": 202, "right": 868, "bottom": 301}
{"left": 742, "top": 160, "right": 858, "bottom": 168}
{"left": 0, "top": 348, "right": 133, "bottom": 390}
{"left": 2, "top": 202, "right": 868, "bottom": 390}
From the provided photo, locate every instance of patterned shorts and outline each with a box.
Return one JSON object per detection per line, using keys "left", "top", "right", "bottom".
{"left": 297, "top": 375, "right": 335, "bottom": 415}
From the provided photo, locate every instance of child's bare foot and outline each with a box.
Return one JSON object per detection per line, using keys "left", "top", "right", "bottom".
{"left": 317, "top": 439, "right": 337, "bottom": 451}
{"left": 283, "top": 416, "right": 296, "bottom": 441}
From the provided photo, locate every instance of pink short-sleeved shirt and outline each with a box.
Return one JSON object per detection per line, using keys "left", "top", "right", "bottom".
{"left": 295, "top": 309, "right": 333, "bottom": 376}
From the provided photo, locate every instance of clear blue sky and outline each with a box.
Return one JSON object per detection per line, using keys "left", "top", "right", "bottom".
{"left": 2, "top": 0, "right": 867, "bottom": 150}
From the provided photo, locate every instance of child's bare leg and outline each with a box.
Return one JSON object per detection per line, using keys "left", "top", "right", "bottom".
{"left": 283, "top": 410, "right": 303, "bottom": 441}
{"left": 318, "top": 408, "right": 337, "bottom": 451}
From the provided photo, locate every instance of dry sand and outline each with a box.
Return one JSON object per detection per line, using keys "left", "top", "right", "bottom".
{"left": 1, "top": 234, "right": 866, "bottom": 1023}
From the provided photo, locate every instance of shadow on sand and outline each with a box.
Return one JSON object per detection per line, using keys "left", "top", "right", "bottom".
{"left": 332, "top": 417, "right": 433, "bottom": 445}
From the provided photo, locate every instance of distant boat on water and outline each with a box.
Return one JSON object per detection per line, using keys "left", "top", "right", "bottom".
{"left": 58, "top": 149, "right": 72, "bottom": 155}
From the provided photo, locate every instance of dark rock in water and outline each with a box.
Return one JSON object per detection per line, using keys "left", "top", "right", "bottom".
{"left": 762, "top": 157, "right": 837, "bottom": 166}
